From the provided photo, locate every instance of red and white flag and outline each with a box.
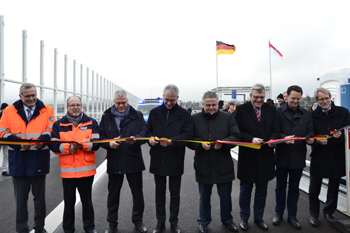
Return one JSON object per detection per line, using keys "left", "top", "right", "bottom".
{"left": 269, "top": 42, "right": 283, "bottom": 59}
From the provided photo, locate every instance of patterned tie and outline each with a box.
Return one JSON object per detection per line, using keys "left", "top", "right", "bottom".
{"left": 27, "top": 108, "right": 33, "bottom": 121}
{"left": 255, "top": 108, "right": 260, "bottom": 122}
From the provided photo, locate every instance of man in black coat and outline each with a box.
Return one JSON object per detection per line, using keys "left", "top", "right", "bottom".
{"left": 273, "top": 85, "right": 314, "bottom": 229}
{"left": 147, "top": 84, "right": 194, "bottom": 233}
{"left": 99, "top": 90, "right": 148, "bottom": 233}
{"left": 188, "top": 91, "right": 240, "bottom": 233}
{"left": 234, "top": 84, "right": 279, "bottom": 231}
{"left": 308, "top": 87, "right": 350, "bottom": 227}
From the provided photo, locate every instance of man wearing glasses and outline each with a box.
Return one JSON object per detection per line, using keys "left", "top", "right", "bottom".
{"left": 50, "top": 96, "right": 100, "bottom": 233}
{"left": 0, "top": 83, "right": 55, "bottom": 233}
{"left": 99, "top": 90, "right": 148, "bottom": 233}
{"left": 273, "top": 85, "right": 314, "bottom": 229}
{"left": 234, "top": 83, "right": 279, "bottom": 231}
{"left": 308, "top": 87, "right": 350, "bottom": 227}
{"left": 148, "top": 84, "right": 194, "bottom": 233}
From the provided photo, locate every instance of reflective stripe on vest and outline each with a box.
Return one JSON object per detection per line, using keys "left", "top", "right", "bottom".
{"left": 61, "top": 164, "right": 96, "bottom": 173}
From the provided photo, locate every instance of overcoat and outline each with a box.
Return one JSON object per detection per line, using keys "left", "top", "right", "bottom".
{"left": 147, "top": 104, "right": 193, "bottom": 176}
{"left": 275, "top": 104, "right": 314, "bottom": 169}
{"left": 99, "top": 105, "right": 148, "bottom": 174}
{"left": 310, "top": 102, "right": 350, "bottom": 178}
{"left": 188, "top": 110, "right": 240, "bottom": 184}
{"left": 235, "top": 102, "right": 279, "bottom": 184}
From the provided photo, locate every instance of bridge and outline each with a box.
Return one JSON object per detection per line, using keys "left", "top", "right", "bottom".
{"left": 1, "top": 14, "right": 350, "bottom": 233}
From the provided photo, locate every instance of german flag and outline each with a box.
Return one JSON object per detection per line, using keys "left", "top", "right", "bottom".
{"left": 216, "top": 41, "right": 235, "bottom": 55}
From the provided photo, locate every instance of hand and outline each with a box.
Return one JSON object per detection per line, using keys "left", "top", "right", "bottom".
{"left": 109, "top": 137, "right": 120, "bottom": 149}
{"left": 33, "top": 142, "right": 43, "bottom": 149}
{"left": 252, "top": 137, "right": 263, "bottom": 144}
{"left": 268, "top": 143, "right": 276, "bottom": 147}
{"left": 202, "top": 143, "right": 210, "bottom": 151}
{"left": 214, "top": 142, "right": 222, "bottom": 150}
{"left": 71, "top": 143, "right": 83, "bottom": 150}
{"left": 21, "top": 144, "right": 31, "bottom": 150}
{"left": 284, "top": 135, "right": 295, "bottom": 145}
{"left": 149, "top": 137, "right": 159, "bottom": 146}
{"left": 125, "top": 136, "right": 135, "bottom": 145}
{"left": 333, "top": 129, "right": 342, "bottom": 139}
{"left": 316, "top": 139, "right": 328, "bottom": 145}
{"left": 160, "top": 138, "right": 172, "bottom": 147}
{"left": 306, "top": 138, "right": 314, "bottom": 145}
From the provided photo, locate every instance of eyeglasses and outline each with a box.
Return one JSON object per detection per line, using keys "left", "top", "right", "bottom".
{"left": 164, "top": 98, "right": 177, "bottom": 104}
{"left": 21, "top": 94, "right": 36, "bottom": 99}
{"left": 318, "top": 97, "right": 330, "bottom": 102}
{"left": 251, "top": 95, "right": 265, "bottom": 99}
{"left": 68, "top": 104, "right": 82, "bottom": 108}
{"left": 115, "top": 102, "right": 127, "bottom": 106}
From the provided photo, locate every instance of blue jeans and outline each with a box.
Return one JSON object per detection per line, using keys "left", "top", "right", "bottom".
{"left": 197, "top": 181, "right": 233, "bottom": 226}
{"left": 239, "top": 181, "right": 268, "bottom": 220}
{"left": 275, "top": 167, "right": 303, "bottom": 218}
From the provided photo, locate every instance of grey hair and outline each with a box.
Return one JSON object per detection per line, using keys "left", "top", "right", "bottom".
{"left": 114, "top": 90, "right": 127, "bottom": 98}
{"left": 19, "top": 83, "right": 37, "bottom": 95}
{"left": 202, "top": 91, "right": 219, "bottom": 102}
{"left": 66, "top": 95, "right": 82, "bottom": 106}
{"left": 250, "top": 83, "right": 265, "bottom": 94}
{"left": 163, "top": 84, "right": 179, "bottom": 96}
{"left": 314, "top": 87, "right": 331, "bottom": 100}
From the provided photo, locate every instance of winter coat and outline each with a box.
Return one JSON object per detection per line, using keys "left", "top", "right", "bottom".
{"left": 147, "top": 104, "right": 193, "bottom": 176}
{"left": 235, "top": 102, "right": 279, "bottom": 184}
{"left": 310, "top": 102, "right": 350, "bottom": 178}
{"left": 188, "top": 110, "right": 240, "bottom": 184}
{"left": 99, "top": 105, "right": 147, "bottom": 174}
{"left": 275, "top": 104, "right": 314, "bottom": 169}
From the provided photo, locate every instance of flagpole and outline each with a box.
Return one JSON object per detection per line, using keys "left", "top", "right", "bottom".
{"left": 216, "top": 39, "right": 219, "bottom": 98}
{"left": 269, "top": 39, "right": 272, "bottom": 99}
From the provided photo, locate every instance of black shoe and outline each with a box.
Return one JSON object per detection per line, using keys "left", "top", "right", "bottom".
{"left": 135, "top": 223, "right": 147, "bottom": 233}
{"left": 86, "top": 230, "right": 97, "bottom": 233}
{"left": 2, "top": 171, "right": 9, "bottom": 176}
{"left": 324, "top": 214, "right": 337, "bottom": 222}
{"left": 171, "top": 224, "right": 180, "bottom": 233}
{"left": 240, "top": 219, "right": 248, "bottom": 231}
{"left": 288, "top": 217, "right": 301, "bottom": 229}
{"left": 272, "top": 213, "right": 283, "bottom": 226}
{"left": 152, "top": 222, "right": 165, "bottom": 233}
{"left": 35, "top": 229, "right": 48, "bottom": 233}
{"left": 223, "top": 222, "right": 239, "bottom": 232}
{"left": 105, "top": 226, "right": 118, "bottom": 233}
{"left": 310, "top": 216, "right": 319, "bottom": 227}
{"left": 254, "top": 218, "right": 268, "bottom": 230}
{"left": 198, "top": 225, "right": 208, "bottom": 233}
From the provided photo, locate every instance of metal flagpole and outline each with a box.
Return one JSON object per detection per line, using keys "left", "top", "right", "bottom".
{"left": 269, "top": 39, "right": 272, "bottom": 99}
{"left": 216, "top": 39, "right": 219, "bottom": 98}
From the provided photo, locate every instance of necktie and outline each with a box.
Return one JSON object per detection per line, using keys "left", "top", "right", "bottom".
{"left": 27, "top": 108, "right": 33, "bottom": 121}
{"left": 255, "top": 108, "right": 260, "bottom": 122}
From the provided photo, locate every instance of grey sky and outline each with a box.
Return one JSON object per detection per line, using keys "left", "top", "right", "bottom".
{"left": 2, "top": 0, "right": 350, "bottom": 102}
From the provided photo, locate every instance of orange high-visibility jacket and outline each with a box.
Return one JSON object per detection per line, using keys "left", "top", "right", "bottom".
{"left": 50, "top": 113, "right": 100, "bottom": 178}
{"left": 0, "top": 99, "right": 55, "bottom": 176}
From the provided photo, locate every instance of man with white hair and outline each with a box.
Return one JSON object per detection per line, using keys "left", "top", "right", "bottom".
{"left": 308, "top": 87, "right": 350, "bottom": 227}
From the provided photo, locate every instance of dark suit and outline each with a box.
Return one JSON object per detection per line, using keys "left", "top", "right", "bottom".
{"left": 147, "top": 104, "right": 193, "bottom": 225}
{"left": 309, "top": 102, "right": 350, "bottom": 218}
{"left": 235, "top": 102, "right": 279, "bottom": 220}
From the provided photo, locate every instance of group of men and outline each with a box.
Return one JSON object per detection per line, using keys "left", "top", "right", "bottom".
{"left": 0, "top": 82, "right": 349, "bottom": 233}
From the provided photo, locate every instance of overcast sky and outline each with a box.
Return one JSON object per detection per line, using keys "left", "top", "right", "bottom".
{"left": 2, "top": 0, "right": 350, "bottom": 102}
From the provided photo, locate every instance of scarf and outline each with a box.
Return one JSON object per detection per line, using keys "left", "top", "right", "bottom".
{"left": 111, "top": 104, "right": 130, "bottom": 132}
{"left": 66, "top": 112, "right": 83, "bottom": 127}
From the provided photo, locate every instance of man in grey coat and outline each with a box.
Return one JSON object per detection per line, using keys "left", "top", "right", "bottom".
{"left": 188, "top": 91, "right": 241, "bottom": 233}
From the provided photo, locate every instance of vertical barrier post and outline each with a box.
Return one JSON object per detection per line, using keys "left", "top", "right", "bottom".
{"left": 346, "top": 127, "right": 350, "bottom": 213}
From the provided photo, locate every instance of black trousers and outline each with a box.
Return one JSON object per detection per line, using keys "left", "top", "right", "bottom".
{"left": 62, "top": 176, "right": 95, "bottom": 233}
{"left": 12, "top": 175, "right": 46, "bottom": 233}
{"left": 154, "top": 174, "right": 182, "bottom": 225}
{"left": 107, "top": 172, "right": 145, "bottom": 228}
{"left": 309, "top": 175, "right": 341, "bottom": 218}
